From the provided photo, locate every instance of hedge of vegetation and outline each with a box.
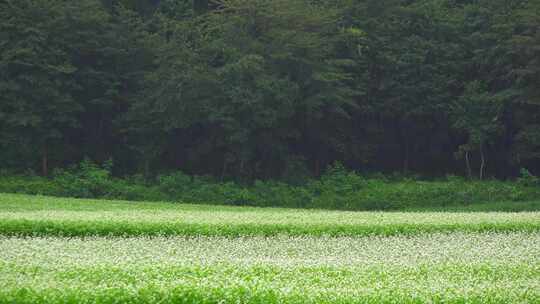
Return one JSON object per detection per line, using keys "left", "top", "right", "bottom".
{"left": 1, "top": 160, "right": 539, "bottom": 211}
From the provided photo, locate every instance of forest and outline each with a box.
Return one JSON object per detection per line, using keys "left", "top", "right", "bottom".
{"left": 1, "top": 0, "right": 540, "bottom": 181}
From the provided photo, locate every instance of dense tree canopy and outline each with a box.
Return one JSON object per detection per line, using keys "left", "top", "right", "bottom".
{"left": 1, "top": 0, "right": 539, "bottom": 179}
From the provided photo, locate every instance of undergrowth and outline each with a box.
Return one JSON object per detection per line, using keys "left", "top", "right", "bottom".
{"left": 0, "top": 160, "right": 539, "bottom": 211}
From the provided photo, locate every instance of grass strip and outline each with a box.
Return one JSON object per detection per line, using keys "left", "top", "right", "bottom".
{"left": 0, "top": 218, "right": 539, "bottom": 237}
{"left": 1, "top": 193, "right": 539, "bottom": 237}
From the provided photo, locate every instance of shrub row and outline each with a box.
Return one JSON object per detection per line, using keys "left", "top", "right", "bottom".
{"left": 0, "top": 161, "right": 539, "bottom": 210}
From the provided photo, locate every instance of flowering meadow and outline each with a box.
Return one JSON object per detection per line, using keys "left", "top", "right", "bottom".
{"left": 0, "top": 193, "right": 539, "bottom": 303}
{"left": 1, "top": 194, "right": 539, "bottom": 237}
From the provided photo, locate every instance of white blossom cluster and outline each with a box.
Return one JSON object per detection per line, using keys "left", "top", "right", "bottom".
{"left": 0, "top": 233, "right": 538, "bottom": 303}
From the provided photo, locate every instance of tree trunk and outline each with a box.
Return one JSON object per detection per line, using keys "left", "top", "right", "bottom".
{"left": 479, "top": 144, "right": 485, "bottom": 180}
{"left": 41, "top": 144, "right": 49, "bottom": 177}
{"left": 465, "top": 150, "right": 472, "bottom": 179}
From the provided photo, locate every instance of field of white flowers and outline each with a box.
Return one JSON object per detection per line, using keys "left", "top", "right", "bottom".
{"left": 1, "top": 194, "right": 539, "bottom": 237}
{"left": 0, "top": 194, "right": 539, "bottom": 303}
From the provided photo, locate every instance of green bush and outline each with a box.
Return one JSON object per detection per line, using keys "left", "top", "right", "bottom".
{"left": 52, "top": 159, "right": 113, "bottom": 198}
{"left": 51, "top": 159, "right": 165, "bottom": 201}
{"left": 1, "top": 160, "right": 539, "bottom": 211}
{"left": 251, "top": 180, "right": 312, "bottom": 208}
{"left": 0, "top": 175, "right": 62, "bottom": 196}
{"left": 518, "top": 168, "right": 540, "bottom": 187}
{"left": 157, "top": 171, "right": 193, "bottom": 199}
{"left": 307, "top": 162, "right": 365, "bottom": 209}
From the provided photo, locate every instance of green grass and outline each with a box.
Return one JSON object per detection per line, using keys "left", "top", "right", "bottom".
{"left": 1, "top": 233, "right": 539, "bottom": 304}
{"left": 0, "top": 193, "right": 539, "bottom": 303}
{"left": 0, "top": 193, "right": 539, "bottom": 237}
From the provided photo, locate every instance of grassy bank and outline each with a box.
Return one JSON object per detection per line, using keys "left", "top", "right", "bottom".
{"left": 1, "top": 194, "right": 539, "bottom": 237}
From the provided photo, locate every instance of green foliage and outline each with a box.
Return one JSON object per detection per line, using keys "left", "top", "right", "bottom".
{"left": 0, "top": 175, "right": 62, "bottom": 196}
{"left": 0, "top": 160, "right": 160, "bottom": 201}
{"left": 2, "top": 0, "right": 540, "bottom": 179}
{"left": 451, "top": 81, "right": 505, "bottom": 179}
{"left": 1, "top": 160, "right": 539, "bottom": 211}
{"left": 0, "top": 0, "right": 83, "bottom": 174}
{"left": 517, "top": 168, "right": 540, "bottom": 187}
{"left": 128, "top": 0, "right": 356, "bottom": 178}
{"left": 52, "top": 159, "right": 113, "bottom": 198}
{"left": 308, "top": 162, "right": 365, "bottom": 209}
